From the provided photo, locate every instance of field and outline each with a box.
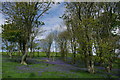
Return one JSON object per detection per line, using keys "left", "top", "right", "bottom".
{"left": 2, "top": 52, "right": 120, "bottom": 78}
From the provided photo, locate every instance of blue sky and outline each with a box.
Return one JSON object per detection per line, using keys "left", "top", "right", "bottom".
{"left": 0, "top": 2, "right": 120, "bottom": 53}
{"left": 36, "top": 2, "right": 66, "bottom": 39}
{"left": 0, "top": 2, "right": 66, "bottom": 39}
{"left": 36, "top": 2, "right": 67, "bottom": 52}
{"left": 0, "top": 2, "right": 66, "bottom": 52}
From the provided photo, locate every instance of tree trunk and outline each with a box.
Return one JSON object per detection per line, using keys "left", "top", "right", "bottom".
{"left": 86, "top": 58, "right": 95, "bottom": 74}
{"left": 47, "top": 52, "right": 50, "bottom": 58}
{"left": 61, "top": 50, "right": 65, "bottom": 61}
{"left": 37, "top": 51, "right": 39, "bottom": 57}
{"left": 21, "top": 43, "right": 27, "bottom": 65}
{"left": 73, "top": 52, "right": 76, "bottom": 64}
{"left": 55, "top": 45, "right": 57, "bottom": 57}
{"left": 18, "top": 50, "right": 21, "bottom": 56}
{"left": 90, "top": 60, "right": 95, "bottom": 73}
{"left": 105, "top": 66, "right": 111, "bottom": 73}
{"left": 65, "top": 52, "right": 67, "bottom": 62}
{"left": 30, "top": 52, "right": 33, "bottom": 58}
{"left": 55, "top": 52, "right": 58, "bottom": 57}
{"left": 47, "top": 44, "right": 51, "bottom": 59}
{"left": 64, "top": 41, "right": 67, "bottom": 61}
{"left": 8, "top": 50, "right": 12, "bottom": 59}
{"left": 33, "top": 50, "right": 35, "bottom": 57}
{"left": 105, "top": 62, "right": 112, "bottom": 73}
{"left": 9, "top": 52, "right": 12, "bottom": 59}
{"left": 18, "top": 43, "right": 21, "bottom": 56}
{"left": 72, "top": 43, "right": 76, "bottom": 64}
{"left": 6, "top": 52, "right": 9, "bottom": 55}
{"left": 71, "top": 37, "right": 76, "bottom": 64}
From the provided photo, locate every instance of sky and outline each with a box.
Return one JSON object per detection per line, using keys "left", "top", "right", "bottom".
{"left": 0, "top": 2, "right": 66, "bottom": 52}
{"left": 37, "top": 3, "right": 67, "bottom": 52}
{"left": 0, "top": 3, "right": 4, "bottom": 52}
{"left": 0, "top": 2, "right": 66, "bottom": 39}
{"left": 35, "top": 2, "right": 67, "bottom": 40}
{"left": 0, "top": 2, "right": 119, "bottom": 53}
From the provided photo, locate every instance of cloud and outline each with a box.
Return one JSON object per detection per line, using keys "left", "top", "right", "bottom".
{"left": 36, "top": 24, "right": 67, "bottom": 40}
{"left": 43, "top": 24, "right": 67, "bottom": 32}
{"left": 0, "top": 14, "right": 5, "bottom": 24}
{"left": 52, "top": 0, "right": 64, "bottom": 2}
{"left": 35, "top": 3, "right": 66, "bottom": 39}
{"left": 0, "top": 27, "right": 2, "bottom": 34}
{"left": 0, "top": 13, "right": 5, "bottom": 34}
{"left": 41, "top": 3, "right": 65, "bottom": 25}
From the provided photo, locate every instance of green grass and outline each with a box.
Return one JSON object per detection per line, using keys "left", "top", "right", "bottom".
{"left": 2, "top": 52, "right": 61, "bottom": 57}
{"left": 112, "top": 58, "right": 120, "bottom": 69}
{"left": 2, "top": 62, "right": 103, "bottom": 78}
{"left": 2, "top": 54, "right": 120, "bottom": 78}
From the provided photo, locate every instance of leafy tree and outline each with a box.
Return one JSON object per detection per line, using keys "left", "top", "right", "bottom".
{"left": 2, "top": 2, "right": 51, "bottom": 65}
{"left": 57, "top": 30, "right": 70, "bottom": 61}
{"left": 40, "top": 32, "right": 54, "bottom": 58}
{"left": 63, "top": 2, "right": 119, "bottom": 73}
{"left": 2, "top": 23, "right": 20, "bottom": 58}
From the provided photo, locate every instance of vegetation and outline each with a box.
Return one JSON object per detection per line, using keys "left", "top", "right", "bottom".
{"left": 1, "top": 2, "right": 120, "bottom": 78}
{"left": 2, "top": 54, "right": 120, "bottom": 78}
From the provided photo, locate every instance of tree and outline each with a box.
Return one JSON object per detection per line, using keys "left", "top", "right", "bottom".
{"left": 42, "top": 32, "right": 54, "bottom": 58}
{"left": 29, "top": 26, "right": 44, "bottom": 58}
{"left": 63, "top": 2, "right": 119, "bottom": 73}
{"left": 95, "top": 11, "right": 120, "bottom": 73}
{"left": 2, "top": 2, "right": 51, "bottom": 65}
{"left": 57, "top": 30, "right": 70, "bottom": 61}
{"left": 63, "top": 2, "right": 98, "bottom": 73}
{"left": 2, "top": 23, "right": 21, "bottom": 58}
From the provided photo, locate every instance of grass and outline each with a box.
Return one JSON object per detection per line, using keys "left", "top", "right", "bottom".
{"left": 113, "top": 58, "right": 120, "bottom": 69}
{"left": 1, "top": 52, "right": 61, "bottom": 57}
{"left": 2, "top": 54, "right": 120, "bottom": 78}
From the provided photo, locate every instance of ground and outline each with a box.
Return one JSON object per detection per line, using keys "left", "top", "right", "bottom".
{"left": 2, "top": 55, "right": 120, "bottom": 78}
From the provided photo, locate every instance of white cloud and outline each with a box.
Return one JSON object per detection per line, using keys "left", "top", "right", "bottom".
{"left": 35, "top": 24, "right": 67, "bottom": 40}
{"left": 0, "top": 13, "right": 5, "bottom": 34}
{"left": 0, "top": 13, "right": 4, "bottom": 52}
{"left": 43, "top": 24, "right": 67, "bottom": 32}
{"left": 41, "top": 4, "right": 65, "bottom": 26}
{"left": 49, "top": 3, "right": 60, "bottom": 11}
{"left": 0, "top": 27, "right": 2, "bottom": 34}
{"left": 36, "top": 3, "right": 66, "bottom": 40}
{"left": 52, "top": 0, "right": 64, "bottom": 2}
{"left": 43, "top": 17, "right": 61, "bottom": 26}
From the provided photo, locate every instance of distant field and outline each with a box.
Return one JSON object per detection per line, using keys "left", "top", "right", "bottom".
{"left": 1, "top": 52, "right": 62, "bottom": 57}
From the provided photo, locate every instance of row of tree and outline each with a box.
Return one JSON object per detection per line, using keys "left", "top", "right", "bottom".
{"left": 41, "top": 2, "right": 120, "bottom": 73}
{"left": 1, "top": 2, "right": 120, "bottom": 74}
{"left": 1, "top": 2, "right": 51, "bottom": 65}
{"left": 61, "top": 2, "right": 120, "bottom": 73}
